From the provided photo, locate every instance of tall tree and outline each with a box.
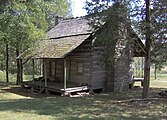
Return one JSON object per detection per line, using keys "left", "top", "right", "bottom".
{"left": 142, "top": 0, "right": 151, "bottom": 98}
{"left": 0, "top": 11, "right": 11, "bottom": 83}
{"left": 130, "top": 0, "right": 166, "bottom": 97}
{"left": 150, "top": 0, "right": 167, "bottom": 79}
{"left": 0, "top": 0, "right": 71, "bottom": 84}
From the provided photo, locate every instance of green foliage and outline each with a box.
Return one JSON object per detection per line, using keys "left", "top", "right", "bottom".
{"left": 0, "top": 0, "right": 71, "bottom": 80}
{"left": 0, "top": 71, "right": 16, "bottom": 83}
{"left": 0, "top": 0, "right": 71, "bottom": 51}
{"left": 0, "top": 0, "right": 48, "bottom": 51}
{"left": 44, "top": 0, "right": 72, "bottom": 29}
{"left": 150, "top": 0, "right": 167, "bottom": 68}
{"left": 0, "top": 71, "right": 6, "bottom": 82}
{"left": 0, "top": 70, "right": 41, "bottom": 83}
{"left": 129, "top": 0, "right": 167, "bottom": 68}
{"left": 84, "top": 0, "right": 109, "bottom": 14}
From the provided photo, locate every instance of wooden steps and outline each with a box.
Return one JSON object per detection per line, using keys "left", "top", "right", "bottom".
{"left": 61, "top": 86, "right": 88, "bottom": 96}
{"left": 61, "top": 86, "right": 88, "bottom": 92}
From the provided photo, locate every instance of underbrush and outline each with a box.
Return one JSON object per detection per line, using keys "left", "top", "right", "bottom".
{"left": 0, "top": 71, "right": 16, "bottom": 83}
{"left": 0, "top": 71, "right": 6, "bottom": 82}
{"left": 0, "top": 70, "right": 41, "bottom": 83}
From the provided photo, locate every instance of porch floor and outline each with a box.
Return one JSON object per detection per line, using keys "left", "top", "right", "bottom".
{"left": 21, "top": 80, "right": 89, "bottom": 95}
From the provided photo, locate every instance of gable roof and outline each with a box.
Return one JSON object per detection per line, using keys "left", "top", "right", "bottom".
{"left": 18, "top": 16, "right": 146, "bottom": 60}
{"left": 47, "top": 17, "right": 93, "bottom": 39}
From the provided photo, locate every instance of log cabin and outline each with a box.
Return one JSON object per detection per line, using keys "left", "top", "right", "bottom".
{"left": 17, "top": 16, "right": 146, "bottom": 95}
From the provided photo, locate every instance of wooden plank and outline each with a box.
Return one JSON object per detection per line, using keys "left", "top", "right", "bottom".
{"left": 73, "top": 49, "right": 91, "bottom": 53}
{"left": 61, "top": 86, "right": 88, "bottom": 92}
{"left": 134, "top": 78, "right": 144, "bottom": 81}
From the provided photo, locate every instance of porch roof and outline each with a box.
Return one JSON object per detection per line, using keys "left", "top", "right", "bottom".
{"left": 18, "top": 34, "right": 90, "bottom": 60}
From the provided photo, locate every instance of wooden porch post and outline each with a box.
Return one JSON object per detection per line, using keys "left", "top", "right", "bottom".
{"left": 32, "top": 59, "right": 35, "bottom": 84}
{"left": 64, "top": 58, "right": 67, "bottom": 90}
{"left": 40, "top": 59, "right": 43, "bottom": 76}
{"left": 44, "top": 59, "right": 47, "bottom": 87}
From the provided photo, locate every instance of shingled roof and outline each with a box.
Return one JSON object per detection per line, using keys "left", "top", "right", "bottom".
{"left": 18, "top": 34, "right": 90, "bottom": 59}
{"left": 47, "top": 17, "right": 93, "bottom": 38}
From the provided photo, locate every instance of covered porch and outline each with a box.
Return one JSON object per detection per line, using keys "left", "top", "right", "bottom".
{"left": 17, "top": 35, "right": 90, "bottom": 95}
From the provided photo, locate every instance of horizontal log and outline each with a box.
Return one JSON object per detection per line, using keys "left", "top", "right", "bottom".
{"left": 92, "top": 73, "right": 106, "bottom": 78}
{"left": 69, "top": 53, "right": 90, "bottom": 57}
{"left": 73, "top": 49, "right": 91, "bottom": 53}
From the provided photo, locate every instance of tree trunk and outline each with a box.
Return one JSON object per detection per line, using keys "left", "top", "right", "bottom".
{"left": 16, "top": 49, "right": 20, "bottom": 85}
{"left": 154, "top": 63, "right": 157, "bottom": 79}
{"left": 142, "top": 0, "right": 151, "bottom": 98}
{"left": 6, "top": 44, "right": 9, "bottom": 83}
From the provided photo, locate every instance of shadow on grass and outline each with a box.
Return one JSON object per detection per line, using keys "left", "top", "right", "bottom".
{"left": 0, "top": 96, "right": 165, "bottom": 120}
{"left": 2, "top": 86, "right": 55, "bottom": 98}
{"left": 0, "top": 81, "right": 12, "bottom": 86}
{"left": 0, "top": 83, "right": 167, "bottom": 120}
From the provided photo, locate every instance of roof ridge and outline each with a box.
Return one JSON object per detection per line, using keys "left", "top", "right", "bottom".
{"left": 59, "top": 16, "right": 87, "bottom": 23}
{"left": 47, "top": 15, "right": 92, "bottom": 39}
{"left": 50, "top": 33, "right": 91, "bottom": 39}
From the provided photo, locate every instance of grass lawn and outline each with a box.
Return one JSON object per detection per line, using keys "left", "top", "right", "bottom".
{"left": 0, "top": 75, "right": 167, "bottom": 120}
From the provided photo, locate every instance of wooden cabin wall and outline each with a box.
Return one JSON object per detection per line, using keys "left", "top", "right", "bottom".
{"left": 45, "top": 59, "right": 64, "bottom": 82}
{"left": 68, "top": 38, "right": 107, "bottom": 90}
{"left": 55, "top": 60, "right": 64, "bottom": 81}
{"left": 45, "top": 59, "right": 50, "bottom": 79}
{"left": 67, "top": 39, "right": 92, "bottom": 86}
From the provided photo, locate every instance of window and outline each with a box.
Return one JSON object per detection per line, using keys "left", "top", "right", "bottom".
{"left": 77, "top": 63, "right": 83, "bottom": 74}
